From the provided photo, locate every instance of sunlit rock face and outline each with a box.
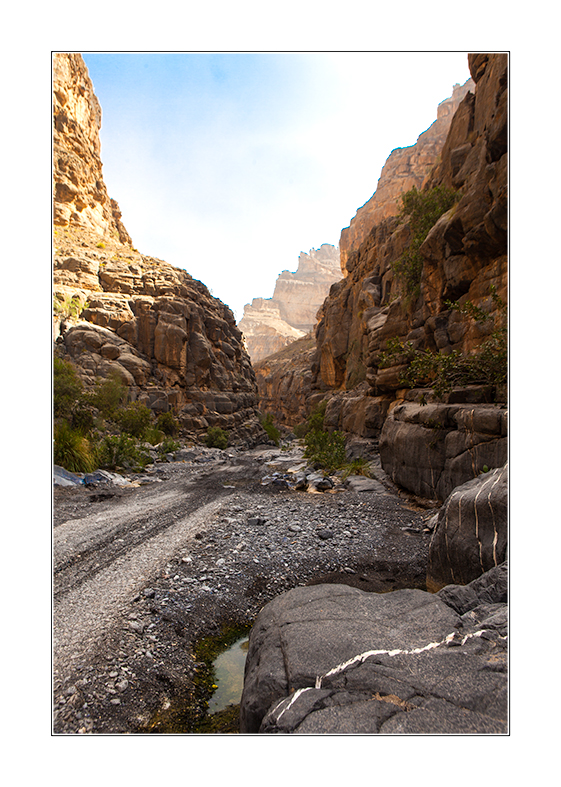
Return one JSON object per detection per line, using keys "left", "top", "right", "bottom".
{"left": 256, "top": 54, "right": 508, "bottom": 506}
{"left": 339, "top": 79, "right": 475, "bottom": 276}
{"left": 238, "top": 244, "right": 342, "bottom": 362}
{"left": 53, "top": 53, "right": 263, "bottom": 444}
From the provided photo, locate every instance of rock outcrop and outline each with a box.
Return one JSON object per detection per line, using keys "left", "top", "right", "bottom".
{"left": 240, "top": 563, "right": 507, "bottom": 734}
{"left": 426, "top": 464, "right": 508, "bottom": 592}
{"left": 252, "top": 335, "right": 317, "bottom": 427}
{"left": 379, "top": 399, "right": 507, "bottom": 501}
{"left": 53, "top": 53, "right": 262, "bottom": 444}
{"left": 239, "top": 245, "right": 341, "bottom": 362}
{"left": 339, "top": 80, "right": 474, "bottom": 275}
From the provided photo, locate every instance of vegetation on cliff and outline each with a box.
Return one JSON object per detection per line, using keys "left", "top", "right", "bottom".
{"left": 391, "top": 185, "right": 459, "bottom": 305}
{"left": 378, "top": 287, "right": 507, "bottom": 399}
{"left": 53, "top": 356, "right": 180, "bottom": 473}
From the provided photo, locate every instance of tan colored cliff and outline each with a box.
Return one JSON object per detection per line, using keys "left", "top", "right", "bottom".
{"left": 53, "top": 53, "right": 262, "bottom": 443}
{"left": 256, "top": 54, "right": 507, "bottom": 450}
{"left": 238, "top": 244, "right": 342, "bottom": 362}
{"left": 339, "top": 79, "right": 474, "bottom": 276}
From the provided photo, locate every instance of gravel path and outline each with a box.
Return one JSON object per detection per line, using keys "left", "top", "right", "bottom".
{"left": 52, "top": 444, "right": 438, "bottom": 734}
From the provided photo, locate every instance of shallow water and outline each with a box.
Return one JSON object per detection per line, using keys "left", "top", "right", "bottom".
{"left": 208, "top": 636, "right": 249, "bottom": 714}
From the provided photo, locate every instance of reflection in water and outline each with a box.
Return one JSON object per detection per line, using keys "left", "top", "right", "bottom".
{"left": 208, "top": 637, "right": 249, "bottom": 714}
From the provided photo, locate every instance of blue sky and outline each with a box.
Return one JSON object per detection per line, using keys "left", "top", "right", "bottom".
{"left": 82, "top": 52, "right": 472, "bottom": 320}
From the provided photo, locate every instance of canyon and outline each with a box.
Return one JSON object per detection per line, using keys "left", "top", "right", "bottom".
{"left": 52, "top": 53, "right": 508, "bottom": 736}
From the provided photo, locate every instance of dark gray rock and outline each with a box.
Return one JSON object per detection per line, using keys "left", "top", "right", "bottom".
{"left": 437, "top": 561, "right": 508, "bottom": 614}
{"left": 240, "top": 568, "right": 507, "bottom": 735}
{"left": 426, "top": 465, "right": 507, "bottom": 591}
{"left": 379, "top": 402, "right": 507, "bottom": 501}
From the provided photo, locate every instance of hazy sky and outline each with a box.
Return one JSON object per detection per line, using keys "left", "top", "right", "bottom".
{"left": 82, "top": 52, "right": 472, "bottom": 320}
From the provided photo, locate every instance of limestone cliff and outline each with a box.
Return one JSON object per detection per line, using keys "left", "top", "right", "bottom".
{"left": 238, "top": 244, "right": 342, "bottom": 362}
{"left": 256, "top": 54, "right": 508, "bottom": 498}
{"left": 339, "top": 80, "right": 474, "bottom": 275}
{"left": 53, "top": 53, "right": 262, "bottom": 444}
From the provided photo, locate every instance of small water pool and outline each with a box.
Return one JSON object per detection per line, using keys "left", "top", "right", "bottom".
{"left": 208, "top": 636, "right": 249, "bottom": 714}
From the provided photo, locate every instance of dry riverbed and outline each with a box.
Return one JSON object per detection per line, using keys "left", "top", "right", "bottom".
{"left": 53, "top": 444, "right": 438, "bottom": 734}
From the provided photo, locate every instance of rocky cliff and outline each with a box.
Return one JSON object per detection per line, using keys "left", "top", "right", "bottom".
{"left": 238, "top": 244, "right": 342, "bottom": 362}
{"left": 53, "top": 53, "right": 262, "bottom": 444}
{"left": 256, "top": 54, "right": 507, "bottom": 500}
{"left": 339, "top": 80, "right": 474, "bottom": 275}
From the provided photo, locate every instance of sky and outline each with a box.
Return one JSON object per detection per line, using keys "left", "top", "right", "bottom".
{"left": 82, "top": 51, "right": 472, "bottom": 321}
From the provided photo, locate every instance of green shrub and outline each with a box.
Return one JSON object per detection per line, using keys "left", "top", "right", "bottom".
{"left": 378, "top": 287, "right": 507, "bottom": 400}
{"left": 54, "top": 419, "right": 97, "bottom": 473}
{"left": 144, "top": 426, "right": 166, "bottom": 446}
{"left": 87, "top": 372, "right": 128, "bottom": 417}
{"left": 158, "top": 437, "right": 180, "bottom": 457}
{"left": 114, "top": 401, "right": 152, "bottom": 438}
{"left": 392, "top": 185, "right": 459, "bottom": 304}
{"left": 341, "top": 457, "right": 372, "bottom": 480}
{"left": 304, "top": 428, "right": 346, "bottom": 473}
{"left": 53, "top": 295, "right": 87, "bottom": 321}
{"left": 96, "top": 434, "right": 150, "bottom": 471}
{"left": 204, "top": 426, "right": 229, "bottom": 450}
{"left": 156, "top": 411, "right": 180, "bottom": 436}
{"left": 260, "top": 413, "right": 281, "bottom": 446}
{"left": 293, "top": 422, "right": 308, "bottom": 439}
{"left": 53, "top": 357, "right": 83, "bottom": 418}
{"left": 302, "top": 403, "right": 346, "bottom": 472}
{"left": 71, "top": 404, "right": 95, "bottom": 435}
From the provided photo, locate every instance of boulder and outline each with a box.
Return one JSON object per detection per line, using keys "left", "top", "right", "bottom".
{"left": 240, "top": 571, "right": 507, "bottom": 734}
{"left": 426, "top": 464, "right": 507, "bottom": 592}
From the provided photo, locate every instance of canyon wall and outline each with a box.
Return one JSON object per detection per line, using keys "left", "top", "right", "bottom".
{"left": 238, "top": 244, "right": 341, "bottom": 362}
{"left": 256, "top": 54, "right": 507, "bottom": 498}
{"left": 339, "top": 80, "right": 474, "bottom": 275}
{"left": 53, "top": 53, "right": 263, "bottom": 444}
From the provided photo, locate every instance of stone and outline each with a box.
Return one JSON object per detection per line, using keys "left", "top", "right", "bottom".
{"left": 426, "top": 466, "right": 507, "bottom": 592}
{"left": 53, "top": 465, "right": 83, "bottom": 487}
{"left": 346, "top": 476, "right": 386, "bottom": 493}
{"left": 240, "top": 567, "right": 507, "bottom": 734}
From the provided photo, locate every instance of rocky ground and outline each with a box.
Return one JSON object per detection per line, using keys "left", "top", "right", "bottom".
{"left": 53, "top": 442, "right": 438, "bottom": 735}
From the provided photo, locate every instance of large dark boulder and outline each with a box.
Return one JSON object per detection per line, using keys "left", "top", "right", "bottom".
{"left": 240, "top": 571, "right": 507, "bottom": 734}
{"left": 426, "top": 464, "right": 507, "bottom": 592}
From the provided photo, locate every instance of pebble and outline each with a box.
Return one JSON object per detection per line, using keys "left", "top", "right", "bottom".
{"left": 317, "top": 529, "right": 334, "bottom": 540}
{"left": 288, "top": 525, "right": 302, "bottom": 532}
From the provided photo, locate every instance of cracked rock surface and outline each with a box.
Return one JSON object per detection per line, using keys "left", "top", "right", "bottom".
{"left": 240, "top": 563, "right": 507, "bottom": 734}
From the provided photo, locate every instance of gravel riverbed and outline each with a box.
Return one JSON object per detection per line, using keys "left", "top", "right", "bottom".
{"left": 53, "top": 444, "right": 438, "bottom": 734}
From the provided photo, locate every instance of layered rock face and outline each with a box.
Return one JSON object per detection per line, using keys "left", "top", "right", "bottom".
{"left": 339, "top": 80, "right": 474, "bottom": 275}
{"left": 253, "top": 335, "right": 317, "bottom": 427}
{"left": 239, "top": 244, "right": 341, "bottom": 362}
{"left": 53, "top": 54, "right": 262, "bottom": 443}
{"left": 307, "top": 54, "right": 506, "bottom": 496}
